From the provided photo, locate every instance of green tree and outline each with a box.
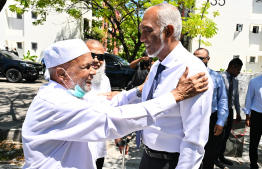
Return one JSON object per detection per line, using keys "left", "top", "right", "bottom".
{"left": 23, "top": 50, "right": 37, "bottom": 62}
{"left": 9, "top": 0, "right": 219, "bottom": 62}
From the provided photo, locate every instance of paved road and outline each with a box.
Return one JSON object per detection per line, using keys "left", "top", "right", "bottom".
{"left": 0, "top": 77, "right": 261, "bottom": 169}
{"left": 0, "top": 77, "right": 46, "bottom": 129}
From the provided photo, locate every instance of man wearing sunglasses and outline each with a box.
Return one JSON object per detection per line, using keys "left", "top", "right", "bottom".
{"left": 194, "top": 48, "right": 228, "bottom": 169}
{"left": 85, "top": 39, "right": 128, "bottom": 169}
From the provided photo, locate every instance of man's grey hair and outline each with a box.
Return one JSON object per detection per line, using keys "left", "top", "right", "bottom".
{"left": 146, "top": 3, "right": 182, "bottom": 41}
{"left": 85, "top": 39, "right": 103, "bottom": 46}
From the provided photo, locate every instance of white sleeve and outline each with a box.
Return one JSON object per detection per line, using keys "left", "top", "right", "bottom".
{"left": 176, "top": 70, "right": 213, "bottom": 169}
{"left": 23, "top": 93, "right": 177, "bottom": 143}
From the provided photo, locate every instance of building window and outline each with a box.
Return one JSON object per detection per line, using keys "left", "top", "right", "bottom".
{"left": 253, "top": 26, "right": 259, "bottom": 33}
{"left": 31, "top": 11, "right": 37, "bottom": 19}
{"left": 250, "top": 56, "right": 255, "bottom": 63}
{"left": 233, "top": 55, "right": 239, "bottom": 59}
{"left": 17, "top": 42, "right": 22, "bottom": 49}
{"left": 17, "top": 13, "right": 22, "bottom": 19}
{"left": 32, "top": 43, "right": 37, "bottom": 50}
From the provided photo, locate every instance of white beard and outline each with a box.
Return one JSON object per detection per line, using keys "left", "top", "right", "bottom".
{"left": 148, "top": 32, "right": 165, "bottom": 58}
{"left": 92, "top": 61, "right": 106, "bottom": 85}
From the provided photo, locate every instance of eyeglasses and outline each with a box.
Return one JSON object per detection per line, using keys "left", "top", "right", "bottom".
{"left": 91, "top": 53, "right": 105, "bottom": 61}
{"left": 198, "top": 56, "right": 209, "bottom": 60}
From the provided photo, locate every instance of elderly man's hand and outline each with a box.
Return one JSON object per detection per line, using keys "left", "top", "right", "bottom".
{"left": 98, "top": 91, "right": 121, "bottom": 100}
{"left": 171, "top": 67, "right": 208, "bottom": 102}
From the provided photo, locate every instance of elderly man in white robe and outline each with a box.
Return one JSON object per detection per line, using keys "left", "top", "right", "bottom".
{"left": 22, "top": 39, "right": 209, "bottom": 169}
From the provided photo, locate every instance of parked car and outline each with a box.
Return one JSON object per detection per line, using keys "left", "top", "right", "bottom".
{"left": 105, "top": 53, "right": 135, "bottom": 88}
{"left": 0, "top": 50, "right": 43, "bottom": 83}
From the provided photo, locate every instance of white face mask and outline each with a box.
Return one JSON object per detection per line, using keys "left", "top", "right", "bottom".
{"left": 59, "top": 68, "right": 87, "bottom": 98}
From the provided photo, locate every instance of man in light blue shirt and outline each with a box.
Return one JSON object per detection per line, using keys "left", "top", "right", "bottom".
{"left": 194, "top": 48, "right": 228, "bottom": 169}
{"left": 243, "top": 75, "right": 262, "bottom": 169}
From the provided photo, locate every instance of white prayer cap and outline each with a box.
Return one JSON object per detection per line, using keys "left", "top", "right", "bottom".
{"left": 44, "top": 39, "right": 90, "bottom": 68}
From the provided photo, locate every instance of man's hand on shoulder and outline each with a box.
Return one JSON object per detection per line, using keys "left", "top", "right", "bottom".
{"left": 171, "top": 67, "right": 209, "bottom": 102}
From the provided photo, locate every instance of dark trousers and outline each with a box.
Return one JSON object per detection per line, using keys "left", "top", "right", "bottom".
{"left": 139, "top": 150, "right": 179, "bottom": 169}
{"left": 96, "top": 157, "right": 104, "bottom": 169}
{"left": 216, "top": 108, "right": 233, "bottom": 159}
{"left": 249, "top": 110, "right": 262, "bottom": 168}
{"left": 200, "top": 112, "right": 223, "bottom": 169}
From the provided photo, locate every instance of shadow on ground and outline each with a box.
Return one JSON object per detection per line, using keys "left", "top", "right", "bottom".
{"left": 0, "top": 87, "right": 39, "bottom": 129}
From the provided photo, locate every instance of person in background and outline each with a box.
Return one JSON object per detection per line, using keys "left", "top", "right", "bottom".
{"left": 243, "top": 75, "right": 262, "bottom": 169}
{"left": 137, "top": 3, "right": 213, "bottom": 169}
{"left": 194, "top": 48, "right": 228, "bottom": 169}
{"left": 84, "top": 39, "right": 129, "bottom": 169}
{"left": 215, "top": 58, "right": 243, "bottom": 168}
{"left": 127, "top": 51, "right": 151, "bottom": 90}
{"left": 41, "top": 57, "right": 46, "bottom": 73}
{"left": 13, "top": 48, "right": 19, "bottom": 56}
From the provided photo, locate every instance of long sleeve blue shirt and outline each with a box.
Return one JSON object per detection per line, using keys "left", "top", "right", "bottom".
{"left": 243, "top": 75, "right": 262, "bottom": 114}
{"left": 208, "top": 68, "right": 229, "bottom": 127}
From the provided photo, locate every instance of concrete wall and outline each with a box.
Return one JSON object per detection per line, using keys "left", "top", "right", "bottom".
{"left": 0, "top": 0, "right": 92, "bottom": 62}
{"left": 192, "top": 0, "right": 262, "bottom": 72}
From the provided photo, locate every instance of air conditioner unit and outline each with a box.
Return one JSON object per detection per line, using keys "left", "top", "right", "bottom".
{"left": 253, "top": 26, "right": 259, "bottom": 33}
{"left": 236, "top": 24, "right": 243, "bottom": 32}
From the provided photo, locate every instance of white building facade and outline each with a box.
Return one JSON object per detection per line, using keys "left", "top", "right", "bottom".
{"left": 191, "top": 0, "right": 262, "bottom": 72}
{"left": 0, "top": 0, "right": 92, "bottom": 62}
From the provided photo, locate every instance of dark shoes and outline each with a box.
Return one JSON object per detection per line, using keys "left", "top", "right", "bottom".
{"left": 219, "top": 156, "right": 233, "bottom": 165}
{"left": 214, "top": 159, "right": 225, "bottom": 169}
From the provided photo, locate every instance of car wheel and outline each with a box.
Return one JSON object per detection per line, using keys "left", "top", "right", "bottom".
{"left": 25, "top": 78, "right": 37, "bottom": 83}
{"left": 6, "top": 68, "right": 22, "bottom": 83}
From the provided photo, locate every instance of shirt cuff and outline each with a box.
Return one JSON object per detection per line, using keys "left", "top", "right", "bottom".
{"left": 216, "top": 119, "right": 225, "bottom": 127}
{"left": 242, "top": 108, "right": 251, "bottom": 114}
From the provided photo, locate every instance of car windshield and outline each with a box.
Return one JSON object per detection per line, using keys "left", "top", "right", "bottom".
{"left": 0, "top": 51, "right": 22, "bottom": 60}
{"left": 112, "top": 54, "right": 130, "bottom": 66}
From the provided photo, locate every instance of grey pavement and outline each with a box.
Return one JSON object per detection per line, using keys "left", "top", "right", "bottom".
{"left": 103, "top": 128, "right": 261, "bottom": 169}
{"left": 0, "top": 77, "right": 262, "bottom": 169}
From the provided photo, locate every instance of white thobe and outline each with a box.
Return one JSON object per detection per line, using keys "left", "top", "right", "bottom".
{"left": 84, "top": 75, "right": 111, "bottom": 160}
{"left": 141, "top": 42, "right": 213, "bottom": 169}
{"left": 22, "top": 80, "right": 177, "bottom": 169}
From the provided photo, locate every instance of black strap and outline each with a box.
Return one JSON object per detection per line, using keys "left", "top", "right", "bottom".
{"left": 144, "top": 146, "right": 179, "bottom": 160}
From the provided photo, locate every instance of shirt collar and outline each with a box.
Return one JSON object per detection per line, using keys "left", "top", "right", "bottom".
{"left": 158, "top": 42, "right": 182, "bottom": 68}
{"left": 207, "top": 67, "right": 211, "bottom": 73}
{"left": 225, "top": 71, "right": 232, "bottom": 78}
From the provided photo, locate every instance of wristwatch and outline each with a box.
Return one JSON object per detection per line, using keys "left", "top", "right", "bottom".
{"left": 135, "top": 87, "right": 142, "bottom": 98}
